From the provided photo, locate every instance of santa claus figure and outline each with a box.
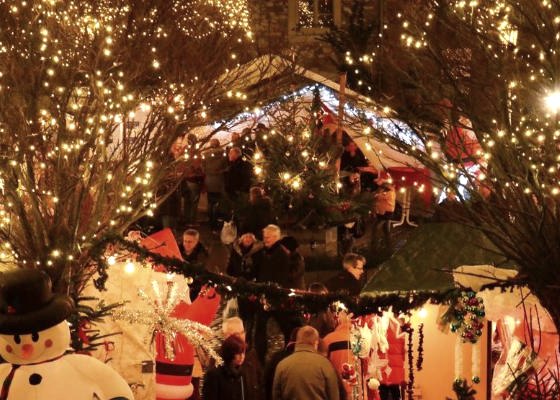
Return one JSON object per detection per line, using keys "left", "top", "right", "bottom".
{"left": 139, "top": 228, "right": 220, "bottom": 400}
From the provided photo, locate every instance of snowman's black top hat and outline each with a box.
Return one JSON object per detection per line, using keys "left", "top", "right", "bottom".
{"left": 0, "top": 269, "right": 74, "bottom": 334}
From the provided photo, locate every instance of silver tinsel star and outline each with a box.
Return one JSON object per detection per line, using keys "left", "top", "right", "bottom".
{"left": 112, "top": 279, "right": 222, "bottom": 365}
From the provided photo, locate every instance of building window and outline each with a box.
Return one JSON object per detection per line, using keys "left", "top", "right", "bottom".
{"left": 289, "top": 0, "right": 341, "bottom": 35}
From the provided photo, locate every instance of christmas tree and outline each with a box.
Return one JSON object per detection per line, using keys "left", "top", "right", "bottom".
{"left": 252, "top": 88, "right": 370, "bottom": 228}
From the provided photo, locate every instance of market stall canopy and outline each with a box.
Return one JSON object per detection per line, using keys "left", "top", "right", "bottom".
{"left": 190, "top": 83, "right": 422, "bottom": 170}
{"left": 361, "top": 222, "right": 517, "bottom": 294}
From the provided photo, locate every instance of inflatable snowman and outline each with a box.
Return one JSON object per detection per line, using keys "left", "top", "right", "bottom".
{"left": 0, "top": 269, "right": 133, "bottom": 400}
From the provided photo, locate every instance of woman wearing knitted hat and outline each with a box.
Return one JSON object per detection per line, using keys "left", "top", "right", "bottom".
{"left": 202, "top": 335, "right": 247, "bottom": 400}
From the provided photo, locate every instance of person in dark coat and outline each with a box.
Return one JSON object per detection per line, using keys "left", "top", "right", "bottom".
{"left": 256, "top": 225, "right": 291, "bottom": 288}
{"left": 227, "top": 233, "right": 263, "bottom": 280}
{"left": 225, "top": 147, "right": 252, "bottom": 199}
{"left": 179, "top": 229, "right": 209, "bottom": 265}
{"left": 184, "top": 133, "right": 205, "bottom": 225}
{"left": 306, "top": 283, "right": 336, "bottom": 338}
{"left": 222, "top": 317, "right": 265, "bottom": 400}
{"left": 158, "top": 137, "right": 189, "bottom": 230}
{"left": 202, "top": 335, "right": 247, "bottom": 400}
{"left": 227, "top": 233, "right": 263, "bottom": 342}
{"left": 254, "top": 224, "right": 292, "bottom": 364}
{"left": 278, "top": 236, "right": 305, "bottom": 290}
{"left": 202, "top": 138, "right": 228, "bottom": 231}
{"left": 179, "top": 229, "right": 209, "bottom": 301}
{"left": 228, "top": 129, "right": 256, "bottom": 158}
{"left": 241, "top": 186, "right": 275, "bottom": 240}
{"left": 340, "top": 141, "right": 378, "bottom": 192}
{"left": 324, "top": 253, "right": 366, "bottom": 296}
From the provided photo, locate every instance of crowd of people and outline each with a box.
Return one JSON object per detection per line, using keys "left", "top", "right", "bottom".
{"left": 145, "top": 129, "right": 406, "bottom": 399}
{"left": 201, "top": 315, "right": 364, "bottom": 400}
{"left": 180, "top": 221, "right": 371, "bottom": 399}
{"left": 150, "top": 127, "right": 399, "bottom": 243}
{"left": 155, "top": 131, "right": 259, "bottom": 235}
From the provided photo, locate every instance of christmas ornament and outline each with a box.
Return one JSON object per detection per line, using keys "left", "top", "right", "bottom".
{"left": 341, "top": 363, "right": 358, "bottom": 386}
{"left": 440, "top": 290, "right": 485, "bottom": 343}
{"left": 350, "top": 324, "right": 372, "bottom": 359}
{"left": 447, "top": 378, "right": 477, "bottom": 400}
{"left": 367, "top": 377, "right": 380, "bottom": 390}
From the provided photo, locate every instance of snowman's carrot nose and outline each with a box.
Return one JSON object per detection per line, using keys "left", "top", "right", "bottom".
{"left": 21, "top": 343, "right": 34, "bottom": 359}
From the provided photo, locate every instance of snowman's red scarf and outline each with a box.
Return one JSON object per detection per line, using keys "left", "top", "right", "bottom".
{"left": 0, "top": 354, "right": 65, "bottom": 399}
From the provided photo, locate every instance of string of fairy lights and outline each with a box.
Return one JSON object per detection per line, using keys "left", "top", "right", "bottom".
{"left": 336, "top": 0, "right": 560, "bottom": 199}
{"left": 381, "top": 0, "right": 560, "bottom": 200}
{"left": 0, "top": 0, "right": 253, "bottom": 269}
{"left": 0, "top": 0, "right": 560, "bottom": 275}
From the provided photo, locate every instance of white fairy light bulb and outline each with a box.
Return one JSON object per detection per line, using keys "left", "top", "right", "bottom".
{"left": 124, "top": 261, "right": 135, "bottom": 274}
{"left": 545, "top": 91, "right": 560, "bottom": 113}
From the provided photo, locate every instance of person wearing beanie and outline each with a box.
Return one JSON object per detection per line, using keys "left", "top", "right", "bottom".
{"left": 202, "top": 335, "right": 247, "bottom": 400}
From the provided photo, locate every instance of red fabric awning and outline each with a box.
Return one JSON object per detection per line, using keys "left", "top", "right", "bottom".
{"left": 387, "top": 166, "right": 432, "bottom": 206}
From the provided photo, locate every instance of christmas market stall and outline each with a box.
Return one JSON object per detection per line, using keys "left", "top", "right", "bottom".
{"left": 361, "top": 222, "right": 559, "bottom": 400}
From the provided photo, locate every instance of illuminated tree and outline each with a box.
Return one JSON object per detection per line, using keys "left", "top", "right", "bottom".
{"left": 0, "top": 0, "right": 266, "bottom": 297}
{"left": 328, "top": 0, "right": 560, "bottom": 334}
{"left": 251, "top": 89, "right": 345, "bottom": 228}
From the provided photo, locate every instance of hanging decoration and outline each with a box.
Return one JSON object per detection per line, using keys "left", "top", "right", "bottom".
{"left": 91, "top": 234, "right": 514, "bottom": 318}
{"left": 416, "top": 323, "right": 424, "bottom": 371}
{"left": 111, "top": 279, "right": 222, "bottom": 365}
{"left": 351, "top": 324, "right": 372, "bottom": 359}
{"left": 471, "top": 341, "right": 481, "bottom": 384}
{"left": 341, "top": 362, "right": 359, "bottom": 386}
{"left": 404, "top": 323, "right": 415, "bottom": 400}
{"left": 455, "top": 335, "right": 463, "bottom": 380}
{"left": 446, "top": 378, "right": 477, "bottom": 400}
{"left": 440, "top": 290, "right": 486, "bottom": 343}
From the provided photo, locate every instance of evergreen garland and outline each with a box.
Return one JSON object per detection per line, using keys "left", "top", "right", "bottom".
{"left": 404, "top": 323, "right": 415, "bottom": 399}
{"left": 89, "top": 233, "right": 520, "bottom": 318}
{"left": 69, "top": 296, "right": 123, "bottom": 353}
{"left": 416, "top": 323, "right": 424, "bottom": 371}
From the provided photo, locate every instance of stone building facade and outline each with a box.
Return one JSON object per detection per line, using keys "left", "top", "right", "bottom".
{"left": 247, "top": 0, "right": 381, "bottom": 80}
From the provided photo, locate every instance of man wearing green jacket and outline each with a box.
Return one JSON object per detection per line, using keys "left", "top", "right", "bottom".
{"left": 273, "top": 326, "right": 340, "bottom": 400}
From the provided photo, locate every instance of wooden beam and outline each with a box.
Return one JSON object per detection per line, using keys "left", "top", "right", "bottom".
{"left": 336, "top": 72, "right": 347, "bottom": 145}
